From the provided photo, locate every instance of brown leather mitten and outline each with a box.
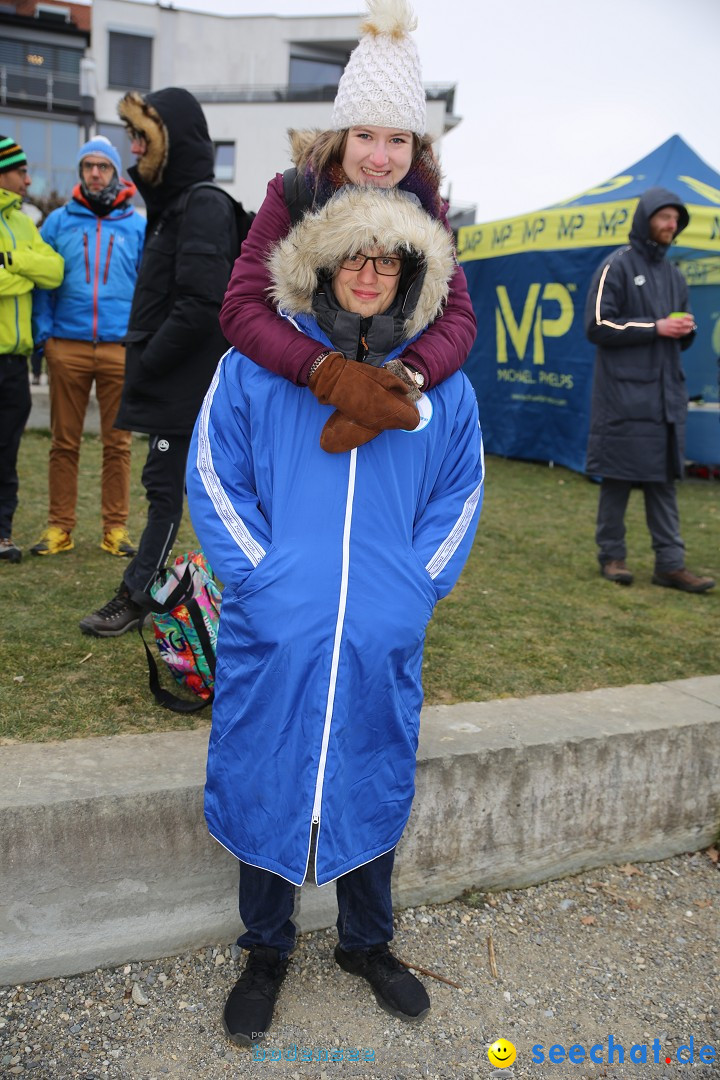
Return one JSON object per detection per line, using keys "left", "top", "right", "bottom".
{"left": 309, "top": 352, "right": 420, "bottom": 432}
{"left": 320, "top": 411, "right": 380, "bottom": 454}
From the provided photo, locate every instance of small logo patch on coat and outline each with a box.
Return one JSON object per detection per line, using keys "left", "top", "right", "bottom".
{"left": 403, "top": 394, "right": 433, "bottom": 433}
{"left": 634, "top": 274, "right": 646, "bottom": 286}
{"left": 157, "top": 438, "right": 170, "bottom": 452}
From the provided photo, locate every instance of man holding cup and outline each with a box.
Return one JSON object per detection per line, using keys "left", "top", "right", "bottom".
{"left": 584, "top": 186, "right": 714, "bottom": 592}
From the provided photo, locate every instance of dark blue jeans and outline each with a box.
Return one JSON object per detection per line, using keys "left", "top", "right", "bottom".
{"left": 237, "top": 849, "right": 396, "bottom": 958}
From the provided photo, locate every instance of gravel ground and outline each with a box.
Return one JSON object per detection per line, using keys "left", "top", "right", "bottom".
{"left": 2, "top": 851, "right": 718, "bottom": 1080}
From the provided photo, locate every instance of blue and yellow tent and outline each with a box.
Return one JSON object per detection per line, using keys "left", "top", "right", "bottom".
{"left": 458, "top": 135, "right": 720, "bottom": 472}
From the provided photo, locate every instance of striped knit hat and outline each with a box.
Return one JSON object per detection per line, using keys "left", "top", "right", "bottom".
{"left": 0, "top": 136, "right": 28, "bottom": 175}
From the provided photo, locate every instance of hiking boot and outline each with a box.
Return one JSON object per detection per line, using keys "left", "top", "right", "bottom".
{"left": 652, "top": 568, "right": 715, "bottom": 593}
{"left": 79, "top": 584, "right": 141, "bottom": 637}
{"left": 101, "top": 526, "right": 137, "bottom": 558}
{"left": 600, "top": 559, "right": 633, "bottom": 585}
{"left": 222, "top": 946, "right": 289, "bottom": 1047}
{"left": 30, "top": 526, "right": 73, "bottom": 556}
{"left": 334, "top": 943, "right": 430, "bottom": 1022}
{"left": 0, "top": 538, "right": 22, "bottom": 564}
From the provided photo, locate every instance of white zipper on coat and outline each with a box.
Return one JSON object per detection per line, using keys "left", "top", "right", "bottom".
{"left": 310, "top": 448, "right": 357, "bottom": 828}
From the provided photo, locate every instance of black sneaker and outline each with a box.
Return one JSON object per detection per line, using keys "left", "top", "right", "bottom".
{"left": 334, "top": 943, "right": 430, "bottom": 1022}
{"left": 79, "top": 584, "right": 141, "bottom": 637}
{"left": 0, "top": 538, "right": 22, "bottom": 564}
{"left": 223, "top": 946, "right": 289, "bottom": 1047}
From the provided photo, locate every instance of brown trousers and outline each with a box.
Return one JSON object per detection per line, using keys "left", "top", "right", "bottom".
{"left": 45, "top": 338, "right": 132, "bottom": 533}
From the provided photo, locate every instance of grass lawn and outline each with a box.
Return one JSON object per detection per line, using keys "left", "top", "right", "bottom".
{"left": 1, "top": 430, "right": 718, "bottom": 743}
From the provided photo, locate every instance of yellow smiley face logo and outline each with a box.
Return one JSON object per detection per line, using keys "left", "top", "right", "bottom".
{"left": 488, "top": 1038, "right": 517, "bottom": 1068}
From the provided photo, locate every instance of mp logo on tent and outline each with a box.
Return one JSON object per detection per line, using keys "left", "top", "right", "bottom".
{"left": 495, "top": 283, "right": 575, "bottom": 365}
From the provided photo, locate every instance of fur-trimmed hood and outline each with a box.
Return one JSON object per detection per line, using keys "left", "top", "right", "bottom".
{"left": 117, "top": 88, "right": 214, "bottom": 217}
{"left": 268, "top": 186, "right": 455, "bottom": 341}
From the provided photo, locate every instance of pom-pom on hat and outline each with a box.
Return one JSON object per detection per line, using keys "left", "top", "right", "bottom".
{"left": 331, "top": 0, "right": 426, "bottom": 137}
{"left": 0, "top": 135, "right": 28, "bottom": 175}
{"left": 77, "top": 135, "right": 122, "bottom": 176}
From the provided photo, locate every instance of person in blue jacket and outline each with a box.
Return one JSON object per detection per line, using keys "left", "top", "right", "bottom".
{"left": 186, "top": 185, "right": 484, "bottom": 1047}
{"left": 31, "top": 136, "right": 145, "bottom": 558}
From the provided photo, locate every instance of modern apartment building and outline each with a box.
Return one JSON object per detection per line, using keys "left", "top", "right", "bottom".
{"left": 0, "top": 1, "right": 91, "bottom": 200}
{"left": 1, "top": 0, "right": 467, "bottom": 219}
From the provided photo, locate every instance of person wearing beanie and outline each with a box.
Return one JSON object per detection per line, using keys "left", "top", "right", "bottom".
{"left": 30, "top": 135, "right": 145, "bottom": 560}
{"left": 79, "top": 88, "right": 239, "bottom": 637}
{"left": 187, "top": 184, "right": 484, "bottom": 1044}
{"left": 220, "top": 0, "right": 476, "bottom": 454}
{"left": 0, "top": 136, "right": 64, "bottom": 564}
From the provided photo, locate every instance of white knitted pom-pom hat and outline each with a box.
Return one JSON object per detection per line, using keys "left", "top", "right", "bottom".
{"left": 330, "top": 0, "right": 426, "bottom": 136}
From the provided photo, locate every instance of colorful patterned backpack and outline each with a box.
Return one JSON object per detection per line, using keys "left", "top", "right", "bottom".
{"left": 135, "top": 551, "right": 221, "bottom": 713}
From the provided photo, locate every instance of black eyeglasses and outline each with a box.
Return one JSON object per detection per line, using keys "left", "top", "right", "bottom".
{"left": 81, "top": 161, "right": 112, "bottom": 173}
{"left": 339, "top": 254, "right": 403, "bottom": 277}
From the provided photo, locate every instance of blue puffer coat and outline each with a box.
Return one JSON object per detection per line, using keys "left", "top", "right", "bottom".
{"left": 188, "top": 326, "right": 483, "bottom": 886}
{"left": 32, "top": 181, "right": 145, "bottom": 344}
{"left": 187, "top": 187, "right": 484, "bottom": 887}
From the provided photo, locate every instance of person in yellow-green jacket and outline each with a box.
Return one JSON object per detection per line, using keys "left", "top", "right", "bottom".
{"left": 0, "top": 135, "right": 64, "bottom": 563}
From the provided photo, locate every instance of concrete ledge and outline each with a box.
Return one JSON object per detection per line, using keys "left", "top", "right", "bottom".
{"left": 1, "top": 676, "right": 719, "bottom": 986}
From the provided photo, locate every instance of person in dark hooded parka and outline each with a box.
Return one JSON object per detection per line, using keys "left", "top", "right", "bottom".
{"left": 80, "top": 87, "right": 239, "bottom": 636}
{"left": 585, "top": 185, "right": 714, "bottom": 593}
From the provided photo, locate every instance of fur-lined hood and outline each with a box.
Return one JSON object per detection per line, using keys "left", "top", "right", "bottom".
{"left": 117, "top": 90, "right": 169, "bottom": 188}
{"left": 268, "top": 186, "right": 455, "bottom": 341}
{"left": 117, "top": 88, "right": 214, "bottom": 215}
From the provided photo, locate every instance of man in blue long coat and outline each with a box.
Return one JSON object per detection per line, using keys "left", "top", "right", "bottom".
{"left": 186, "top": 186, "right": 484, "bottom": 1046}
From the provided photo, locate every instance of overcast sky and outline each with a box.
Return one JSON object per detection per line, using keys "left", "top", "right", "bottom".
{"left": 108, "top": 0, "right": 719, "bottom": 223}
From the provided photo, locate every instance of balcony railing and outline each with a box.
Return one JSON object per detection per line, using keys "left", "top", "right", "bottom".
{"left": 191, "top": 83, "right": 337, "bottom": 104}
{"left": 190, "top": 81, "right": 455, "bottom": 113}
{"left": 0, "top": 61, "right": 80, "bottom": 111}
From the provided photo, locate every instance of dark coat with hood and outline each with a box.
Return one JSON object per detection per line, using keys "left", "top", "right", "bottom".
{"left": 114, "top": 87, "right": 237, "bottom": 435}
{"left": 585, "top": 186, "right": 694, "bottom": 481}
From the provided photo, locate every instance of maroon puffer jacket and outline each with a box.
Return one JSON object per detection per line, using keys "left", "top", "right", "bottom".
{"left": 219, "top": 174, "right": 477, "bottom": 388}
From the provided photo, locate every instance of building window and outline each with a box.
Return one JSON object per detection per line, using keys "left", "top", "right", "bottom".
{"left": 214, "top": 142, "right": 235, "bottom": 183}
{"left": 288, "top": 48, "right": 348, "bottom": 101}
{"left": 289, "top": 55, "right": 345, "bottom": 90}
{"left": 108, "top": 31, "right": 152, "bottom": 92}
{"left": 35, "top": 5, "right": 71, "bottom": 22}
{"left": 0, "top": 36, "right": 82, "bottom": 109}
{"left": 0, "top": 114, "right": 78, "bottom": 199}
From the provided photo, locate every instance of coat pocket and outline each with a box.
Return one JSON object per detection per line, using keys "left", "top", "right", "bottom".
{"left": 226, "top": 543, "right": 278, "bottom": 601}
{"left": 410, "top": 547, "right": 439, "bottom": 605}
{"left": 608, "top": 365, "right": 660, "bottom": 423}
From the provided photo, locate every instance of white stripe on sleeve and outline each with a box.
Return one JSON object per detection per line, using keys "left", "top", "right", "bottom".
{"left": 195, "top": 354, "right": 267, "bottom": 567}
